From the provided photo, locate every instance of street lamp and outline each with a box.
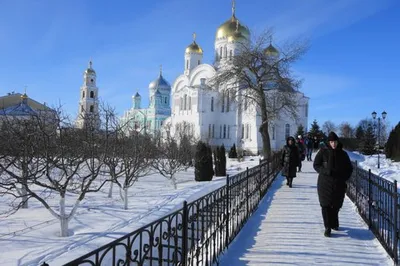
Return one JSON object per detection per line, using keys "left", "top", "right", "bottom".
{"left": 371, "top": 111, "right": 387, "bottom": 169}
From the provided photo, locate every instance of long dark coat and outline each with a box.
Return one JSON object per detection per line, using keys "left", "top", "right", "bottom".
{"left": 281, "top": 141, "right": 300, "bottom": 178}
{"left": 313, "top": 143, "right": 353, "bottom": 208}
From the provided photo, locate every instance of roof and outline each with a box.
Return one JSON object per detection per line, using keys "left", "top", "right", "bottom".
{"left": 0, "top": 93, "right": 51, "bottom": 111}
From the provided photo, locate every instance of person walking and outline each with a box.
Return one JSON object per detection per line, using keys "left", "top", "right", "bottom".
{"left": 313, "top": 132, "right": 353, "bottom": 237}
{"left": 296, "top": 136, "right": 306, "bottom": 172}
{"left": 305, "top": 136, "right": 314, "bottom": 161}
{"left": 281, "top": 136, "right": 300, "bottom": 188}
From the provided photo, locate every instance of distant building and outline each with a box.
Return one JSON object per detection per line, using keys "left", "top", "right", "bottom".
{"left": 75, "top": 61, "right": 101, "bottom": 130}
{"left": 120, "top": 67, "right": 172, "bottom": 135}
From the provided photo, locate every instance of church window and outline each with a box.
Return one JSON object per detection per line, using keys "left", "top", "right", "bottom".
{"left": 209, "top": 124, "right": 211, "bottom": 138}
{"left": 221, "top": 92, "right": 225, "bottom": 112}
{"left": 90, "top": 91, "right": 94, "bottom": 98}
{"left": 219, "top": 47, "right": 222, "bottom": 59}
{"left": 241, "top": 124, "right": 244, "bottom": 139}
{"left": 165, "top": 97, "right": 167, "bottom": 104}
{"left": 81, "top": 105, "right": 84, "bottom": 112}
{"left": 198, "top": 60, "right": 200, "bottom": 65}
{"left": 180, "top": 97, "right": 183, "bottom": 110}
{"left": 212, "top": 124, "right": 215, "bottom": 138}
{"left": 228, "top": 125, "right": 230, "bottom": 139}
{"left": 211, "top": 97, "right": 214, "bottom": 112}
{"left": 188, "top": 96, "right": 191, "bottom": 110}
{"left": 90, "top": 105, "right": 94, "bottom": 112}
{"left": 219, "top": 125, "right": 222, "bottom": 138}
{"left": 82, "top": 91, "right": 85, "bottom": 98}
{"left": 272, "top": 125, "right": 275, "bottom": 140}
{"left": 223, "top": 125, "right": 226, "bottom": 138}
{"left": 200, "top": 78, "right": 206, "bottom": 85}
{"left": 246, "top": 124, "right": 249, "bottom": 139}
{"left": 224, "top": 46, "right": 227, "bottom": 58}
{"left": 226, "top": 91, "right": 230, "bottom": 112}
{"left": 184, "top": 94, "right": 187, "bottom": 110}
{"left": 91, "top": 79, "right": 94, "bottom": 83}
{"left": 285, "top": 124, "right": 290, "bottom": 138}
{"left": 186, "top": 60, "right": 189, "bottom": 69}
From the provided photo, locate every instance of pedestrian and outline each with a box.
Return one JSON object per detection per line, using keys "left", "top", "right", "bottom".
{"left": 305, "top": 136, "right": 314, "bottom": 161}
{"left": 281, "top": 136, "right": 300, "bottom": 188}
{"left": 296, "top": 135, "right": 306, "bottom": 172}
{"left": 313, "top": 132, "right": 353, "bottom": 237}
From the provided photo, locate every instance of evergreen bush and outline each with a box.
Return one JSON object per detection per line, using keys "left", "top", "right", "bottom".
{"left": 195, "top": 141, "right": 214, "bottom": 181}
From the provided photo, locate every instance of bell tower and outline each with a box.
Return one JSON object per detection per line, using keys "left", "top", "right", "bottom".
{"left": 76, "top": 60, "right": 100, "bottom": 130}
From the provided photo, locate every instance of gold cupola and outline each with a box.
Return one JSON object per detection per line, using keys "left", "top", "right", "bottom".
{"left": 264, "top": 39, "right": 279, "bottom": 57}
{"left": 185, "top": 32, "right": 203, "bottom": 54}
{"left": 84, "top": 60, "right": 96, "bottom": 75}
{"left": 216, "top": 0, "right": 250, "bottom": 41}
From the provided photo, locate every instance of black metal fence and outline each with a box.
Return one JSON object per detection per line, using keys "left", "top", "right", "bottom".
{"left": 43, "top": 153, "right": 281, "bottom": 266}
{"left": 346, "top": 160, "right": 399, "bottom": 265}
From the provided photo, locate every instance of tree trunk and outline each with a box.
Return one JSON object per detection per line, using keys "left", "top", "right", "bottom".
{"left": 171, "top": 175, "right": 177, "bottom": 189}
{"left": 59, "top": 197, "right": 69, "bottom": 237}
{"left": 259, "top": 120, "right": 271, "bottom": 159}
{"left": 108, "top": 182, "right": 113, "bottom": 198}
{"left": 21, "top": 161, "right": 29, "bottom": 209}
{"left": 123, "top": 187, "right": 128, "bottom": 210}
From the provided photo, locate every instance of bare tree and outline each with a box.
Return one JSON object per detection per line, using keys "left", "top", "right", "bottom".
{"left": 152, "top": 124, "right": 196, "bottom": 189}
{"left": 322, "top": 120, "right": 337, "bottom": 135}
{"left": 209, "top": 30, "right": 308, "bottom": 157}
{"left": 339, "top": 122, "right": 354, "bottom": 138}
{"left": 0, "top": 106, "right": 112, "bottom": 236}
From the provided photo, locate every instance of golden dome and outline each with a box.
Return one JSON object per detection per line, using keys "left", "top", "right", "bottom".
{"left": 185, "top": 41, "right": 203, "bottom": 54}
{"left": 216, "top": 15, "right": 250, "bottom": 41}
{"left": 84, "top": 60, "right": 96, "bottom": 75}
{"left": 264, "top": 44, "right": 279, "bottom": 57}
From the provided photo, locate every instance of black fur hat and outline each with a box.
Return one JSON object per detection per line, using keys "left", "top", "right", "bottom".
{"left": 327, "top": 132, "right": 339, "bottom": 141}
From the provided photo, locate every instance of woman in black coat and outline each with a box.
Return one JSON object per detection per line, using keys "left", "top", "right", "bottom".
{"left": 313, "top": 132, "right": 353, "bottom": 237}
{"left": 281, "top": 136, "right": 300, "bottom": 188}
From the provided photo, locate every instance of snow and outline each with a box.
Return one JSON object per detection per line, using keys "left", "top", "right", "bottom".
{"left": 0, "top": 152, "right": 399, "bottom": 266}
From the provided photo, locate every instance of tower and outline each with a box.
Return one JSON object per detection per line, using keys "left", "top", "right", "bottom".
{"left": 133, "top": 92, "right": 141, "bottom": 109}
{"left": 214, "top": 0, "right": 250, "bottom": 67}
{"left": 184, "top": 32, "right": 203, "bottom": 75}
{"left": 76, "top": 60, "right": 100, "bottom": 130}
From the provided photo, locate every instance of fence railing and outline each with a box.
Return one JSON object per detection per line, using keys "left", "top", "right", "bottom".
{"left": 346, "top": 160, "right": 399, "bottom": 265}
{"left": 43, "top": 152, "right": 281, "bottom": 266}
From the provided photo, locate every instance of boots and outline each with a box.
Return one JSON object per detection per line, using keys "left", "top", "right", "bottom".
{"left": 288, "top": 177, "right": 293, "bottom": 188}
{"left": 324, "top": 228, "right": 331, "bottom": 237}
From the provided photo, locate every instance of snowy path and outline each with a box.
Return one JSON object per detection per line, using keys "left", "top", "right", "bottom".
{"left": 218, "top": 160, "right": 393, "bottom": 266}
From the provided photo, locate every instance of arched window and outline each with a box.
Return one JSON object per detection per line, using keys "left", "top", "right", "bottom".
{"left": 198, "top": 60, "right": 200, "bottom": 65}
{"left": 272, "top": 125, "right": 275, "bottom": 140}
{"left": 90, "top": 105, "right": 94, "bottom": 112}
{"left": 82, "top": 91, "right": 85, "bottom": 98}
{"left": 220, "top": 47, "right": 223, "bottom": 59}
{"left": 226, "top": 91, "right": 230, "bottom": 112}
{"left": 212, "top": 124, "right": 215, "bottom": 138}
{"left": 223, "top": 125, "right": 226, "bottom": 138}
{"left": 241, "top": 124, "right": 244, "bottom": 139}
{"left": 285, "top": 124, "right": 290, "bottom": 138}
{"left": 186, "top": 60, "right": 189, "bottom": 69}
{"left": 221, "top": 92, "right": 225, "bottom": 112}
{"left": 184, "top": 94, "right": 187, "bottom": 110}
{"left": 90, "top": 91, "right": 94, "bottom": 98}
{"left": 211, "top": 97, "right": 214, "bottom": 112}
{"left": 188, "top": 96, "right": 191, "bottom": 110}
{"left": 246, "top": 124, "right": 249, "bottom": 139}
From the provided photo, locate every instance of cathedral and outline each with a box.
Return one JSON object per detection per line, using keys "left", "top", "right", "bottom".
{"left": 118, "top": 1, "right": 309, "bottom": 154}
{"left": 161, "top": 3, "right": 309, "bottom": 154}
{"left": 120, "top": 67, "right": 172, "bottom": 135}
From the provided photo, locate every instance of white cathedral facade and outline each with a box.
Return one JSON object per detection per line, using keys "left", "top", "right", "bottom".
{"left": 161, "top": 5, "right": 309, "bottom": 154}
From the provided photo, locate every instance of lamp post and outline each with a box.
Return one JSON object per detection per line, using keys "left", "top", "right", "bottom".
{"left": 371, "top": 111, "right": 387, "bottom": 169}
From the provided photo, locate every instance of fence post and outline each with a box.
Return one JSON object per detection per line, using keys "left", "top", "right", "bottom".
{"left": 225, "top": 175, "right": 230, "bottom": 246}
{"left": 355, "top": 161, "right": 358, "bottom": 207}
{"left": 393, "top": 180, "right": 398, "bottom": 265}
{"left": 368, "top": 169, "right": 372, "bottom": 229}
{"left": 259, "top": 162, "right": 263, "bottom": 199}
{"left": 182, "top": 201, "right": 188, "bottom": 266}
{"left": 246, "top": 167, "right": 249, "bottom": 217}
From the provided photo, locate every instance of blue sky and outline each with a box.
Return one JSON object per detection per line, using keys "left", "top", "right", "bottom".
{"left": 0, "top": 0, "right": 399, "bottom": 130}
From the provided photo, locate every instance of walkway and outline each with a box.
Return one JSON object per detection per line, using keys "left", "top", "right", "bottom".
{"left": 218, "top": 159, "right": 393, "bottom": 265}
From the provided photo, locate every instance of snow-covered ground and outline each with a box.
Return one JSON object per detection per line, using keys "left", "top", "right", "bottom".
{"left": 218, "top": 158, "right": 394, "bottom": 265}
{"left": 0, "top": 152, "right": 399, "bottom": 266}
